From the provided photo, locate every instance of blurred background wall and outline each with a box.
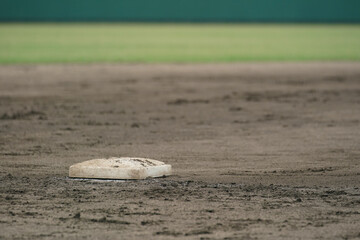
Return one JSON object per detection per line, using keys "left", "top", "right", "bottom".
{"left": 1, "top": 0, "right": 360, "bottom": 22}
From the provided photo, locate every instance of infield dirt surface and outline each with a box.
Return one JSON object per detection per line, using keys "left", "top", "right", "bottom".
{"left": 1, "top": 63, "right": 360, "bottom": 239}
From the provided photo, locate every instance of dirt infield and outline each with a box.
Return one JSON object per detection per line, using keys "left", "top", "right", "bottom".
{"left": 1, "top": 63, "right": 360, "bottom": 239}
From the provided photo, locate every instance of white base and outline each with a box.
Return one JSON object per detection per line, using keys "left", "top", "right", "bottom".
{"left": 69, "top": 157, "right": 172, "bottom": 180}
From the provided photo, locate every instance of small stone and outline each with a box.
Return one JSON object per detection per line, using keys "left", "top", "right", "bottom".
{"left": 69, "top": 157, "right": 172, "bottom": 180}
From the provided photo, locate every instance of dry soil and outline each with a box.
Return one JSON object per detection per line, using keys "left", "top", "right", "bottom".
{"left": 0, "top": 63, "right": 360, "bottom": 239}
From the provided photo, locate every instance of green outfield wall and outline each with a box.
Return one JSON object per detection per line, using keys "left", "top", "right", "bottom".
{"left": 1, "top": 0, "right": 360, "bottom": 22}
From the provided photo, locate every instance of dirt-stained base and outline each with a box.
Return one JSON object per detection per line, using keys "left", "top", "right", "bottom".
{"left": 1, "top": 63, "right": 360, "bottom": 239}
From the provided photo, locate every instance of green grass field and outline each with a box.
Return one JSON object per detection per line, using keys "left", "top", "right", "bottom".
{"left": 0, "top": 24, "right": 359, "bottom": 63}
